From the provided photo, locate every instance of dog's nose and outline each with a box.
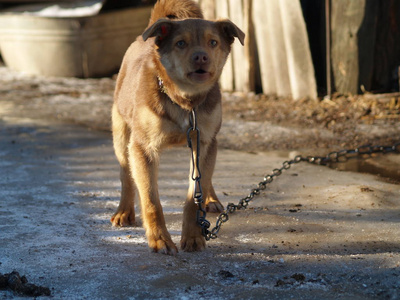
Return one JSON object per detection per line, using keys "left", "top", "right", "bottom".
{"left": 192, "top": 52, "right": 208, "bottom": 64}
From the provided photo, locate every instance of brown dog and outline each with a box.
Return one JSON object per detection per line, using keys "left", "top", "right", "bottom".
{"left": 110, "top": 0, "right": 244, "bottom": 255}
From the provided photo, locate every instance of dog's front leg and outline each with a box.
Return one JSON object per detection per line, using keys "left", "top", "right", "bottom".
{"left": 130, "top": 142, "right": 178, "bottom": 255}
{"left": 181, "top": 137, "right": 222, "bottom": 252}
{"left": 181, "top": 179, "right": 205, "bottom": 252}
{"left": 199, "top": 138, "right": 224, "bottom": 213}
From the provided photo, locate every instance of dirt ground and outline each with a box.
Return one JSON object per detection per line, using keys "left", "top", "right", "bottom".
{"left": 1, "top": 64, "right": 400, "bottom": 299}
{"left": 1, "top": 62, "right": 399, "bottom": 154}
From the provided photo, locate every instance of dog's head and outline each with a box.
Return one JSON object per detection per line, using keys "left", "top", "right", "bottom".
{"left": 143, "top": 18, "right": 244, "bottom": 96}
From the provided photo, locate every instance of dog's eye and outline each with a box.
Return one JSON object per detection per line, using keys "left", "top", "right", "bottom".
{"left": 209, "top": 39, "right": 218, "bottom": 47}
{"left": 176, "top": 40, "right": 187, "bottom": 48}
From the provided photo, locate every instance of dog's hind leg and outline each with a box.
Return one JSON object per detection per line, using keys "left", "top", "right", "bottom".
{"left": 111, "top": 104, "right": 136, "bottom": 227}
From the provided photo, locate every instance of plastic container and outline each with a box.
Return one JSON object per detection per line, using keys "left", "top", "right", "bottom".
{"left": 0, "top": 3, "right": 151, "bottom": 77}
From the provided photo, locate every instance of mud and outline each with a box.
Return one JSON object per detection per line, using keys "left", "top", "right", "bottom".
{"left": 0, "top": 271, "right": 51, "bottom": 297}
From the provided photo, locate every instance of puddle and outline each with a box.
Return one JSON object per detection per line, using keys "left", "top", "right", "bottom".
{"left": 328, "top": 154, "right": 400, "bottom": 184}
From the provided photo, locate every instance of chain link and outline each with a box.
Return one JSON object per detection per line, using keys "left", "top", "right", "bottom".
{"left": 205, "top": 154, "right": 303, "bottom": 240}
{"left": 194, "top": 141, "right": 400, "bottom": 240}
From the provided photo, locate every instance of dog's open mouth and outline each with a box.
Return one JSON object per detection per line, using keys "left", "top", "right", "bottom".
{"left": 189, "top": 69, "right": 211, "bottom": 83}
{"left": 195, "top": 69, "right": 207, "bottom": 74}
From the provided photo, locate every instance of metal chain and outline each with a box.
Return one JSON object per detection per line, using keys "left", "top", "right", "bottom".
{"left": 187, "top": 109, "right": 211, "bottom": 238}
{"left": 204, "top": 154, "right": 304, "bottom": 240}
{"left": 188, "top": 136, "right": 400, "bottom": 240}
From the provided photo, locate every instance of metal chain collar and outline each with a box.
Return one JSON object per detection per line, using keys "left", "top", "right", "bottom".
{"left": 187, "top": 110, "right": 400, "bottom": 240}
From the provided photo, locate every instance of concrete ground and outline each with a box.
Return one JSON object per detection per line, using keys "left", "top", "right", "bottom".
{"left": 1, "top": 114, "right": 400, "bottom": 299}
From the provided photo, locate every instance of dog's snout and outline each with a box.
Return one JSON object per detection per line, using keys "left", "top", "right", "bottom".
{"left": 192, "top": 52, "right": 208, "bottom": 64}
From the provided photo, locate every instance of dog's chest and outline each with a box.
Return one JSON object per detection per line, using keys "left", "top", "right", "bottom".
{"left": 166, "top": 106, "right": 191, "bottom": 133}
{"left": 177, "top": 115, "right": 190, "bottom": 131}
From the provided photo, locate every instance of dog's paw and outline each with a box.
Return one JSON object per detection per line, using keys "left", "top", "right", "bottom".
{"left": 206, "top": 199, "right": 224, "bottom": 213}
{"left": 180, "top": 235, "right": 206, "bottom": 252}
{"left": 148, "top": 237, "right": 178, "bottom": 256}
{"left": 110, "top": 209, "right": 136, "bottom": 227}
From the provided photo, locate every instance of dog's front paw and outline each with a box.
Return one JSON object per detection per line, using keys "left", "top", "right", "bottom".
{"left": 111, "top": 208, "right": 136, "bottom": 227}
{"left": 206, "top": 199, "right": 224, "bottom": 213}
{"left": 180, "top": 235, "right": 206, "bottom": 252}
{"left": 148, "top": 236, "right": 178, "bottom": 256}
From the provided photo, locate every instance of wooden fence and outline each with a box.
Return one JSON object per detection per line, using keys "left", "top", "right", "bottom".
{"left": 330, "top": 0, "right": 400, "bottom": 94}
{"left": 194, "top": 0, "right": 317, "bottom": 100}
{"left": 195, "top": 0, "right": 400, "bottom": 98}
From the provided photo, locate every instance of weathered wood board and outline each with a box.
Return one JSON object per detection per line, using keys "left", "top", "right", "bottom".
{"left": 331, "top": 0, "right": 368, "bottom": 94}
{"left": 253, "top": 0, "right": 317, "bottom": 99}
{"left": 215, "top": 0, "right": 234, "bottom": 91}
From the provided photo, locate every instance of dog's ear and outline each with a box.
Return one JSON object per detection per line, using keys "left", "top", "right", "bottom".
{"left": 216, "top": 20, "right": 245, "bottom": 46}
{"left": 142, "top": 19, "right": 175, "bottom": 44}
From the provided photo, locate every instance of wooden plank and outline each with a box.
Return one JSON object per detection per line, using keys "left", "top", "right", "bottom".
{"left": 199, "top": 0, "right": 215, "bottom": 20}
{"left": 364, "top": 92, "right": 400, "bottom": 100}
{"left": 243, "top": 0, "right": 256, "bottom": 92}
{"left": 331, "top": 0, "right": 366, "bottom": 94}
{"left": 253, "top": 0, "right": 316, "bottom": 99}
{"left": 253, "top": 0, "right": 289, "bottom": 96}
{"left": 215, "top": 0, "right": 234, "bottom": 91}
{"left": 279, "top": 0, "right": 317, "bottom": 100}
{"left": 229, "top": 0, "right": 250, "bottom": 92}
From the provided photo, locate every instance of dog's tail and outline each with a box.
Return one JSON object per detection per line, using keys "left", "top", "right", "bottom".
{"left": 148, "top": 0, "right": 203, "bottom": 26}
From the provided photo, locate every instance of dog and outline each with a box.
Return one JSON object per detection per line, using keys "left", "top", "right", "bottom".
{"left": 110, "top": 0, "right": 244, "bottom": 255}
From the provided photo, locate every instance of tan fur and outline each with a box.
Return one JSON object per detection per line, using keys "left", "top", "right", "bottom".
{"left": 148, "top": 0, "right": 203, "bottom": 25}
{"left": 110, "top": 0, "right": 244, "bottom": 254}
